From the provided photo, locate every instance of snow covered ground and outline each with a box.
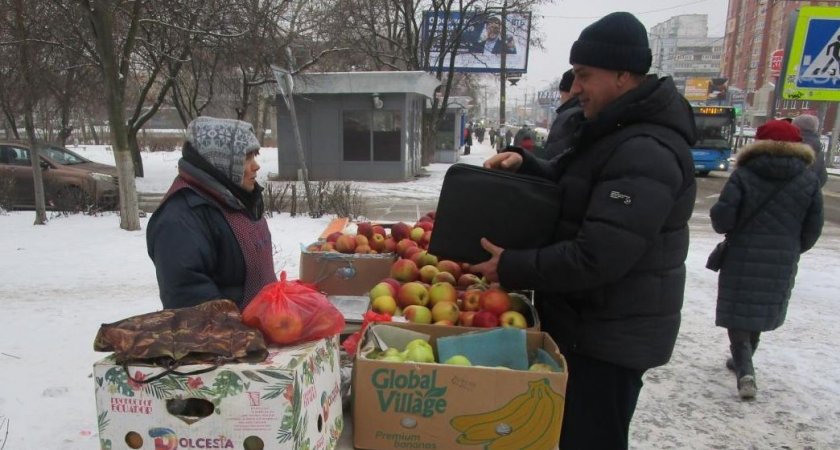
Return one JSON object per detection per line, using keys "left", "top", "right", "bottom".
{"left": 1, "top": 139, "right": 839, "bottom": 449}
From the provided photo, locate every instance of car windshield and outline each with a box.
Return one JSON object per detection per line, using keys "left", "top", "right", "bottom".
{"left": 40, "top": 146, "right": 90, "bottom": 165}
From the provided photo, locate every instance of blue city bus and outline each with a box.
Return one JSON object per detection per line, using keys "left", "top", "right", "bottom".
{"left": 691, "top": 105, "right": 736, "bottom": 176}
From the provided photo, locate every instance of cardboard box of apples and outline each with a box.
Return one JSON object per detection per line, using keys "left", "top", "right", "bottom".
{"left": 351, "top": 322, "right": 566, "bottom": 450}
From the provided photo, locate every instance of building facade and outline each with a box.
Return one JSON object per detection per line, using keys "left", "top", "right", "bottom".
{"left": 649, "top": 15, "right": 724, "bottom": 97}
{"left": 721, "top": 0, "right": 838, "bottom": 129}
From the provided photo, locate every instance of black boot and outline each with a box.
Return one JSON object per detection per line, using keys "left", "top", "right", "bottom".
{"left": 726, "top": 340, "right": 758, "bottom": 371}
{"left": 730, "top": 342, "right": 757, "bottom": 399}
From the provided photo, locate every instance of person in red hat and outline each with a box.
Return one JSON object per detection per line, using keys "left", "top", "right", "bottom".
{"left": 710, "top": 119, "right": 824, "bottom": 400}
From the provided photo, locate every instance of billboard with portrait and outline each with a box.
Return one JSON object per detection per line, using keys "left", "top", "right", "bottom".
{"left": 422, "top": 10, "right": 531, "bottom": 73}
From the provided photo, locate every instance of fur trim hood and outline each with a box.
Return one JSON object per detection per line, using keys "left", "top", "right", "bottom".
{"left": 736, "top": 139, "right": 815, "bottom": 166}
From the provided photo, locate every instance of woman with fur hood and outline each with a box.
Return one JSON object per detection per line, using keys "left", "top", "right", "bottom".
{"left": 711, "top": 119, "right": 823, "bottom": 400}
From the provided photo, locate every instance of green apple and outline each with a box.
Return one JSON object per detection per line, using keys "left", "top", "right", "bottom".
{"left": 499, "top": 310, "right": 528, "bottom": 329}
{"left": 369, "top": 281, "right": 397, "bottom": 302}
{"left": 431, "top": 301, "right": 460, "bottom": 323}
{"left": 443, "top": 355, "right": 472, "bottom": 366}
{"left": 402, "top": 345, "right": 435, "bottom": 363}
{"left": 403, "top": 305, "right": 432, "bottom": 324}
{"left": 405, "top": 339, "right": 432, "bottom": 352}
{"left": 528, "top": 363, "right": 556, "bottom": 372}
{"left": 371, "top": 295, "right": 398, "bottom": 315}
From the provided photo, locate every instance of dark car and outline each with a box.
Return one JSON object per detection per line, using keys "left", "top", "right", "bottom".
{"left": 0, "top": 142, "right": 119, "bottom": 210}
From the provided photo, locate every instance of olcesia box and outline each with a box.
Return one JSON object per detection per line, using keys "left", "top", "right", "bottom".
{"left": 93, "top": 336, "right": 342, "bottom": 450}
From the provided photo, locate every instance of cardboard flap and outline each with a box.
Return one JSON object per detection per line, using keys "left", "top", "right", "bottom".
{"left": 370, "top": 324, "right": 430, "bottom": 351}
{"left": 437, "top": 328, "right": 528, "bottom": 369}
{"left": 534, "top": 348, "right": 563, "bottom": 371}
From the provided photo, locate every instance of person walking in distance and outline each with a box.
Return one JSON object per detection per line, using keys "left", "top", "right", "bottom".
{"left": 540, "top": 69, "right": 582, "bottom": 159}
{"left": 791, "top": 114, "right": 828, "bottom": 187}
{"left": 471, "top": 12, "right": 697, "bottom": 449}
{"left": 712, "top": 119, "right": 823, "bottom": 400}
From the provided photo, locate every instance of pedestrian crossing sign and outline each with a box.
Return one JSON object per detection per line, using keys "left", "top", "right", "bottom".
{"left": 783, "top": 7, "right": 840, "bottom": 101}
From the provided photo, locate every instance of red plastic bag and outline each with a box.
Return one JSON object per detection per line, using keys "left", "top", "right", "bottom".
{"left": 340, "top": 310, "right": 393, "bottom": 356}
{"left": 243, "top": 272, "right": 345, "bottom": 346}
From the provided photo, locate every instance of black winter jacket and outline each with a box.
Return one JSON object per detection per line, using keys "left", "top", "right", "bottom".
{"left": 498, "top": 76, "right": 697, "bottom": 370}
{"left": 539, "top": 97, "right": 581, "bottom": 160}
{"left": 712, "top": 140, "right": 823, "bottom": 331}
{"left": 799, "top": 129, "right": 828, "bottom": 187}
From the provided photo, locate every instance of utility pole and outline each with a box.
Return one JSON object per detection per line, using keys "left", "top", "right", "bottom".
{"left": 498, "top": 0, "right": 508, "bottom": 152}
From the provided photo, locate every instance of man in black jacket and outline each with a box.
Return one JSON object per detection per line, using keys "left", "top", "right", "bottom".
{"left": 473, "top": 11, "right": 697, "bottom": 449}
{"left": 539, "top": 69, "right": 582, "bottom": 159}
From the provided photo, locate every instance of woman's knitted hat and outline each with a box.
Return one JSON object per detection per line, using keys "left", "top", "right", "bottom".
{"left": 756, "top": 120, "right": 803, "bottom": 143}
{"left": 186, "top": 117, "right": 260, "bottom": 185}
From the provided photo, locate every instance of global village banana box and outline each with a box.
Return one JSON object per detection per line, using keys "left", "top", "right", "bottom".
{"left": 351, "top": 322, "right": 567, "bottom": 450}
{"left": 93, "top": 336, "right": 343, "bottom": 450}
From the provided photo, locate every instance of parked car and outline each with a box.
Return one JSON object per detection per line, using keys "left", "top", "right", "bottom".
{"left": 0, "top": 141, "right": 118, "bottom": 210}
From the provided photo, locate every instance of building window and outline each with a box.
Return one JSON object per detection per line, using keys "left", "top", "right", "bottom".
{"left": 342, "top": 110, "right": 402, "bottom": 162}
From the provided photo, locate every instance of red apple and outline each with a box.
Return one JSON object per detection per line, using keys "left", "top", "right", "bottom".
{"left": 403, "top": 304, "right": 432, "bottom": 324}
{"left": 414, "top": 221, "right": 434, "bottom": 232}
{"left": 397, "top": 281, "right": 430, "bottom": 308}
{"left": 410, "top": 227, "right": 425, "bottom": 242}
{"left": 457, "top": 273, "right": 483, "bottom": 289}
{"left": 458, "top": 311, "right": 477, "bottom": 327}
{"left": 436, "top": 260, "right": 463, "bottom": 279}
{"left": 432, "top": 271, "right": 457, "bottom": 285}
{"left": 431, "top": 301, "right": 460, "bottom": 323}
{"left": 396, "top": 238, "right": 418, "bottom": 257}
{"left": 461, "top": 288, "right": 482, "bottom": 311}
{"left": 325, "top": 231, "right": 343, "bottom": 243}
{"left": 390, "top": 259, "right": 420, "bottom": 283}
{"left": 391, "top": 222, "right": 412, "bottom": 242}
{"left": 382, "top": 278, "right": 402, "bottom": 294}
{"left": 369, "top": 281, "right": 397, "bottom": 301}
{"left": 499, "top": 310, "right": 528, "bottom": 329}
{"left": 480, "top": 288, "right": 512, "bottom": 316}
{"left": 428, "top": 282, "right": 457, "bottom": 307}
{"left": 403, "top": 245, "right": 423, "bottom": 261}
{"left": 356, "top": 222, "right": 374, "bottom": 239}
{"left": 472, "top": 310, "right": 499, "bottom": 328}
{"left": 262, "top": 311, "right": 304, "bottom": 344}
{"left": 383, "top": 237, "right": 397, "bottom": 253}
{"left": 372, "top": 225, "right": 387, "bottom": 237}
{"left": 370, "top": 233, "right": 387, "bottom": 252}
{"left": 335, "top": 234, "right": 357, "bottom": 253}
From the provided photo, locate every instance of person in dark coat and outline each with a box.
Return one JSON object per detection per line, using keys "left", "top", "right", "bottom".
{"left": 463, "top": 126, "right": 473, "bottom": 155}
{"left": 147, "top": 117, "right": 277, "bottom": 310}
{"left": 473, "top": 12, "right": 697, "bottom": 449}
{"left": 488, "top": 127, "right": 496, "bottom": 147}
{"left": 711, "top": 119, "right": 823, "bottom": 400}
{"left": 791, "top": 114, "right": 828, "bottom": 187}
{"left": 539, "top": 69, "right": 582, "bottom": 160}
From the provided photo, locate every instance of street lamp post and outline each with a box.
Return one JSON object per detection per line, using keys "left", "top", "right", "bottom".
{"left": 498, "top": 1, "right": 508, "bottom": 152}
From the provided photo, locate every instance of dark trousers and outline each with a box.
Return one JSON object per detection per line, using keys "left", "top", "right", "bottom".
{"left": 560, "top": 352, "right": 645, "bottom": 450}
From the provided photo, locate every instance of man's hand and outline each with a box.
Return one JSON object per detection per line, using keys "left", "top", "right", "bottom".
{"left": 467, "top": 238, "right": 504, "bottom": 283}
{"left": 483, "top": 151, "right": 523, "bottom": 171}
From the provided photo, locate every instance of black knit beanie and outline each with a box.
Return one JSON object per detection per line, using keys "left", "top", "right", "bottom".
{"left": 569, "top": 12, "right": 652, "bottom": 74}
{"left": 558, "top": 69, "right": 575, "bottom": 92}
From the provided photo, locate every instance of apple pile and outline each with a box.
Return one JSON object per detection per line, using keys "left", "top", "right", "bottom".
{"left": 365, "top": 338, "right": 472, "bottom": 366}
{"left": 368, "top": 264, "right": 530, "bottom": 329}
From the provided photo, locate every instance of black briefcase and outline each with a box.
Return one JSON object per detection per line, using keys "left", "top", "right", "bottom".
{"left": 428, "top": 163, "right": 563, "bottom": 264}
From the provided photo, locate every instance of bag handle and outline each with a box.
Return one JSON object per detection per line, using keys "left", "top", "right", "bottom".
{"left": 123, "top": 359, "right": 221, "bottom": 385}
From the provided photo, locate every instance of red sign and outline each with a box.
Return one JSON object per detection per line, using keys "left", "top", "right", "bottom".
{"left": 769, "top": 49, "right": 784, "bottom": 76}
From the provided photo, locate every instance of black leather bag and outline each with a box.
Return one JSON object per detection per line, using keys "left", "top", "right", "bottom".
{"left": 705, "top": 240, "right": 729, "bottom": 272}
{"left": 428, "top": 163, "right": 563, "bottom": 264}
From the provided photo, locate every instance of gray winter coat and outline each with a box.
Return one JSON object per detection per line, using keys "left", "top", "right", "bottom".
{"left": 712, "top": 139, "right": 823, "bottom": 331}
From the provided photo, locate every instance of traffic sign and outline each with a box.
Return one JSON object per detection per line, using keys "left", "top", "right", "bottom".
{"left": 783, "top": 6, "right": 840, "bottom": 101}
{"left": 769, "top": 49, "right": 784, "bottom": 76}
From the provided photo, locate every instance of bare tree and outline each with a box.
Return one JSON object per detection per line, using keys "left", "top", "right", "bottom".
{"left": 8, "top": 0, "right": 48, "bottom": 223}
